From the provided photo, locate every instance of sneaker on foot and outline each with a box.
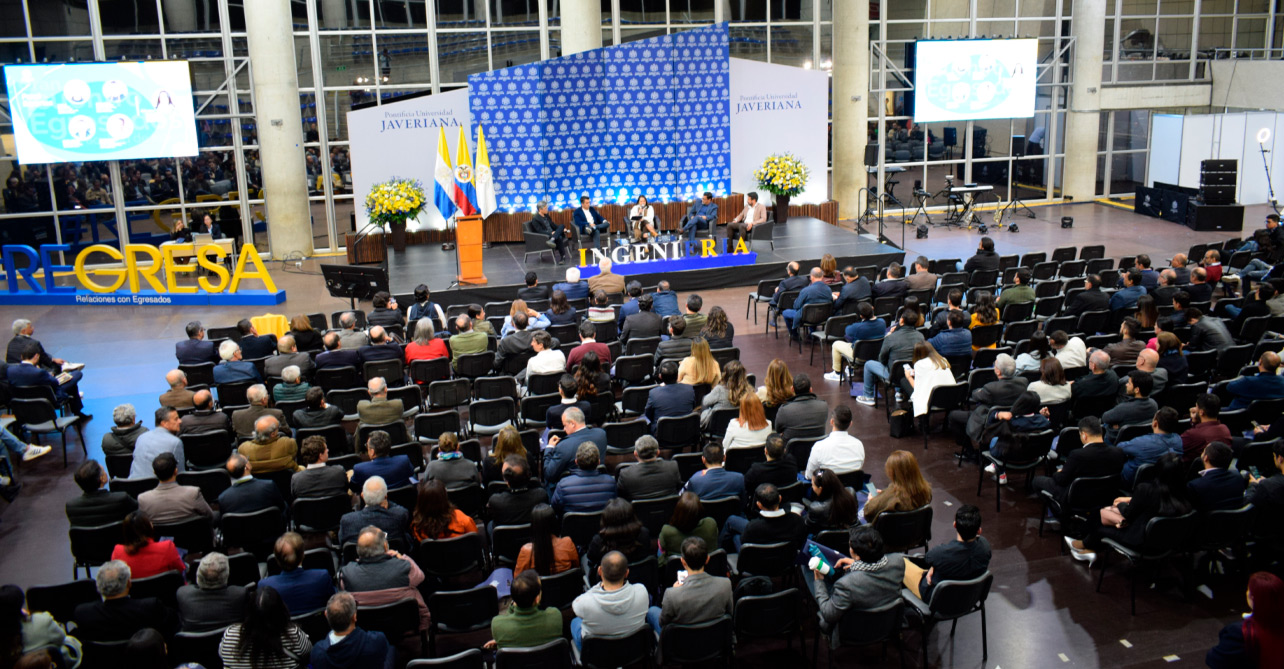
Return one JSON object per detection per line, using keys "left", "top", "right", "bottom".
{"left": 983, "top": 463, "right": 997, "bottom": 474}
{"left": 823, "top": 372, "right": 843, "bottom": 383}
{"left": 0, "top": 474, "right": 9, "bottom": 486}
{"left": 894, "top": 391, "right": 904, "bottom": 403}
{"left": 998, "top": 474, "right": 1008, "bottom": 485}
{"left": 21, "top": 444, "right": 51, "bottom": 461}
{"left": 855, "top": 395, "right": 876, "bottom": 407}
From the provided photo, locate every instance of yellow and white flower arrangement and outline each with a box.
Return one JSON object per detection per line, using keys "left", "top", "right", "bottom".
{"left": 753, "top": 153, "right": 809, "bottom": 198}
{"left": 364, "top": 177, "right": 426, "bottom": 227}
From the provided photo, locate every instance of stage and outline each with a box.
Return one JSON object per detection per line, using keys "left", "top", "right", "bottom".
{"left": 384, "top": 217, "right": 907, "bottom": 304}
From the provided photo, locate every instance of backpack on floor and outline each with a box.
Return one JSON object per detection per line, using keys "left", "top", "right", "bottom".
{"left": 889, "top": 409, "right": 914, "bottom": 439}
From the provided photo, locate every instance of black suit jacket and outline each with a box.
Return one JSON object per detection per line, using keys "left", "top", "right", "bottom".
{"left": 176, "top": 338, "right": 219, "bottom": 365}
{"left": 518, "top": 285, "right": 552, "bottom": 302}
{"left": 616, "top": 460, "right": 682, "bottom": 500}
{"left": 1051, "top": 444, "right": 1126, "bottom": 489}
{"left": 644, "top": 384, "right": 695, "bottom": 430}
{"left": 1188, "top": 469, "right": 1247, "bottom": 511}
{"left": 621, "top": 311, "right": 663, "bottom": 343}
{"left": 833, "top": 278, "right": 872, "bottom": 312}
{"left": 293, "top": 406, "right": 344, "bottom": 428}
{"left": 316, "top": 349, "right": 361, "bottom": 370}
{"left": 358, "top": 343, "right": 404, "bottom": 364}
{"left": 66, "top": 490, "right": 138, "bottom": 527}
{"left": 486, "top": 487, "right": 550, "bottom": 526}
{"left": 6, "top": 335, "right": 54, "bottom": 369}
{"left": 653, "top": 337, "right": 693, "bottom": 365}
{"left": 742, "top": 512, "right": 808, "bottom": 551}
{"left": 770, "top": 275, "right": 810, "bottom": 306}
{"left": 239, "top": 334, "right": 277, "bottom": 359}
{"left": 494, "top": 331, "right": 535, "bottom": 370}
{"left": 218, "top": 478, "right": 286, "bottom": 516}
{"left": 291, "top": 465, "right": 351, "bottom": 499}
{"left": 1063, "top": 289, "right": 1110, "bottom": 317}
{"left": 179, "top": 409, "right": 233, "bottom": 435}
{"left": 743, "top": 457, "right": 800, "bottom": 495}
{"left": 73, "top": 596, "right": 179, "bottom": 641}
{"left": 966, "top": 378, "right": 1029, "bottom": 442}
{"left": 1185, "top": 282, "right": 1214, "bottom": 303}
{"left": 872, "top": 279, "right": 908, "bottom": 300}
{"left": 963, "top": 250, "right": 1001, "bottom": 274}
{"left": 1071, "top": 370, "right": 1119, "bottom": 400}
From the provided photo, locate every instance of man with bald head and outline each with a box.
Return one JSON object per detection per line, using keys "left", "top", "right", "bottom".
{"left": 1131, "top": 348, "right": 1168, "bottom": 397}
{"left": 339, "top": 525, "right": 428, "bottom": 631}
{"left": 357, "top": 377, "right": 404, "bottom": 425}
{"left": 770, "top": 261, "right": 809, "bottom": 307}
{"left": 358, "top": 326, "right": 403, "bottom": 364}
{"left": 180, "top": 389, "right": 233, "bottom": 435}
{"left": 1168, "top": 253, "right": 1191, "bottom": 284}
{"left": 1151, "top": 269, "right": 1180, "bottom": 305}
{"left": 238, "top": 415, "right": 300, "bottom": 474}
{"left": 217, "top": 453, "right": 285, "bottom": 517}
{"left": 231, "top": 383, "right": 286, "bottom": 437}
{"left": 570, "top": 550, "right": 660, "bottom": 650}
{"left": 782, "top": 267, "right": 835, "bottom": 338}
{"left": 1227, "top": 351, "right": 1284, "bottom": 410}
{"left": 264, "top": 335, "right": 314, "bottom": 378}
{"left": 316, "top": 331, "right": 361, "bottom": 370}
{"left": 159, "top": 369, "right": 195, "bottom": 408}
{"left": 1072, "top": 350, "right": 1119, "bottom": 404}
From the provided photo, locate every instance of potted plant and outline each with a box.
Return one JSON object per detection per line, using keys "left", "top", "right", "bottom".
{"left": 364, "top": 177, "right": 426, "bottom": 252}
{"left": 753, "top": 153, "right": 809, "bottom": 224}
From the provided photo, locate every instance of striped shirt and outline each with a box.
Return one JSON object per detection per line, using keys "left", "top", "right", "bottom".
{"left": 218, "top": 623, "right": 311, "bottom": 669}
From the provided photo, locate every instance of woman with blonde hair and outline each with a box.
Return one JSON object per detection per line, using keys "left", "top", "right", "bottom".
{"left": 723, "top": 394, "right": 772, "bottom": 450}
{"left": 862, "top": 450, "right": 932, "bottom": 524}
{"left": 820, "top": 254, "right": 842, "bottom": 285}
{"left": 288, "top": 314, "right": 322, "bottom": 351}
{"left": 482, "top": 425, "right": 526, "bottom": 484}
{"left": 756, "top": 358, "right": 795, "bottom": 407}
{"left": 903, "top": 341, "right": 955, "bottom": 417}
{"left": 700, "top": 360, "right": 752, "bottom": 425}
{"left": 678, "top": 337, "right": 722, "bottom": 386}
{"left": 501, "top": 299, "right": 549, "bottom": 337}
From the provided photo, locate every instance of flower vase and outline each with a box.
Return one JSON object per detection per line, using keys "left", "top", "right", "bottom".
{"left": 389, "top": 219, "right": 407, "bottom": 252}
{"left": 775, "top": 194, "right": 791, "bottom": 223}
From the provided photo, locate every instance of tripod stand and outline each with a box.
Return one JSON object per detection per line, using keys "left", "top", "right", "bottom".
{"left": 997, "top": 190, "right": 1036, "bottom": 222}
{"left": 855, "top": 186, "right": 881, "bottom": 235}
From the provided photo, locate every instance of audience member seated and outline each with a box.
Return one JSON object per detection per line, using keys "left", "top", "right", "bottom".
{"left": 311, "top": 591, "right": 395, "bottom": 669}
{"left": 962, "top": 236, "right": 1000, "bottom": 273}
{"left": 103, "top": 403, "right": 146, "bottom": 456}
{"left": 856, "top": 308, "right": 924, "bottom": 407}
{"left": 218, "top": 587, "right": 313, "bottom": 669}
{"left": 423, "top": 430, "right": 481, "bottom": 488}
{"left": 1068, "top": 453, "right": 1191, "bottom": 564}
{"left": 180, "top": 390, "right": 233, "bottom": 435}
{"left": 494, "top": 312, "right": 537, "bottom": 375}
{"left": 409, "top": 479, "right": 477, "bottom": 541}
{"left": 862, "top": 450, "right": 933, "bottom": 524}
{"left": 110, "top": 511, "right": 186, "bottom": 580}
{"left": 293, "top": 387, "right": 344, "bottom": 429}
{"left": 576, "top": 351, "right": 611, "bottom": 397}
{"left": 340, "top": 476, "right": 412, "bottom": 549}
{"left": 1104, "top": 318, "right": 1146, "bottom": 366}
{"left": 723, "top": 394, "right": 773, "bottom": 451}
{"left": 129, "top": 407, "right": 185, "bottom": 480}
{"left": 621, "top": 293, "right": 663, "bottom": 344}
{"left": 1187, "top": 307, "right": 1234, "bottom": 352}
{"left": 218, "top": 453, "right": 287, "bottom": 517}
{"left": 10, "top": 342, "right": 88, "bottom": 416}
{"left": 682, "top": 294, "right": 708, "bottom": 334}
{"left": 1071, "top": 351, "right": 1118, "bottom": 407}
{"left": 486, "top": 571, "right": 563, "bottom": 653}
{"left": 357, "top": 327, "right": 402, "bottom": 366}
{"left": 66, "top": 459, "right": 137, "bottom": 527}
{"left": 73, "top": 560, "right": 178, "bottom": 641}
{"left": 678, "top": 338, "right": 721, "bottom": 387}
{"left": 928, "top": 289, "right": 965, "bottom": 338}
{"left": 234, "top": 320, "right": 276, "bottom": 359}
{"left": 825, "top": 303, "right": 884, "bottom": 382}
{"left": 570, "top": 551, "right": 660, "bottom": 651}
{"left": 340, "top": 526, "right": 430, "bottom": 631}
{"left": 336, "top": 312, "right": 369, "bottom": 350}
{"left": 684, "top": 444, "right": 745, "bottom": 501}
{"left": 488, "top": 456, "right": 550, "bottom": 526}
{"left": 979, "top": 392, "right": 1053, "bottom": 484}
{"left": 543, "top": 407, "right": 606, "bottom": 484}
{"left": 366, "top": 292, "right": 404, "bottom": 329}
{"left": 1131, "top": 348, "right": 1168, "bottom": 397}
{"left": 448, "top": 316, "right": 488, "bottom": 371}
{"left": 232, "top": 385, "right": 288, "bottom": 442}
{"left": 1050, "top": 330, "right": 1088, "bottom": 370}
{"left": 1103, "top": 371, "right": 1159, "bottom": 444}
{"left": 212, "top": 341, "right": 262, "bottom": 386}
{"left": 806, "top": 526, "right": 905, "bottom": 639}
{"left": 1032, "top": 417, "right": 1125, "bottom": 507}
{"left": 1227, "top": 352, "right": 1284, "bottom": 409}
{"left": 698, "top": 306, "right": 735, "bottom": 350}
{"left": 483, "top": 427, "right": 531, "bottom": 486}
{"left": 617, "top": 435, "right": 682, "bottom": 501}
{"left": 546, "top": 375, "right": 591, "bottom": 433}
{"left": 177, "top": 552, "right": 249, "bottom": 633}
{"left": 660, "top": 537, "right": 732, "bottom": 627}
{"left": 265, "top": 335, "right": 314, "bottom": 379}
{"left": 644, "top": 361, "right": 696, "bottom": 432}
{"left": 1152, "top": 270, "right": 1181, "bottom": 305}
{"left": 524, "top": 330, "right": 565, "bottom": 384}
{"left": 782, "top": 268, "right": 832, "bottom": 337}
{"left": 968, "top": 292, "right": 1001, "bottom": 349}
{"left": 775, "top": 373, "right": 829, "bottom": 442}
{"left": 1155, "top": 332, "right": 1189, "bottom": 385}
{"left": 138, "top": 452, "right": 212, "bottom": 526}
{"left": 744, "top": 434, "right": 800, "bottom": 494}
{"left": 902, "top": 504, "right": 991, "bottom": 600}
{"left": 587, "top": 290, "right": 617, "bottom": 324}
{"left": 518, "top": 272, "right": 552, "bottom": 302}
{"left": 469, "top": 304, "right": 495, "bottom": 337}
{"left": 1110, "top": 269, "right": 1147, "bottom": 313}
{"left": 272, "top": 366, "right": 311, "bottom": 405}
{"left": 658, "top": 492, "right": 719, "bottom": 562}
{"left": 357, "top": 377, "right": 403, "bottom": 426}
{"left": 1205, "top": 571, "right": 1284, "bottom": 668}
{"left": 586, "top": 498, "right": 657, "bottom": 570}
{"left": 553, "top": 266, "right": 590, "bottom": 302}
{"left": 258, "top": 532, "right": 336, "bottom": 615}
{"left": 654, "top": 317, "right": 694, "bottom": 365}
{"left": 289, "top": 314, "right": 324, "bottom": 352}
{"left": 804, "top": 406, "right": 865, "bottom": 479}
{"left": 404, "top": 319, "right": 448, "bottom": 366}
{"left": 291, "top": 436, "right": 349, "bottom": 499}
{"left": 997, "top": 268, "right": 1036, "bottom": 310}
{"left": 552, "top": 443, "right": 616, "bottom": 513}
{"left": 1118, "top": 408, "right": 1182, "bottom": 484}
{"left": 239, "top": 415, "right": 300, "bottom": 474}
{"left": 928, "top": 310, "right": 973, "bottom": 359}
{"left": 316, "top": 332, "right": 361, "bottom": 370}
{"left": 176, "top": 321, "right": 219, "bottom": 365}
{"left": 159, "top": 369, "right": 196, "bottom": 409}
{"left": 1182, "top": 394, "right": 1232, "bottom": 463}
{"left": 1187, "top": 442, "right": 1247, "bottom": 511}
{"left": 805, "top": 469, "right": 860, "bottom": 532}
{"left": 903, "top": 342, "right": 957, "bottom": 418}
{"left": 724, "top": 482, "right": 808, "bottom": 553}
{"left": 516, "top": 503, "right": 580, "bottom": 575}
{"left": 872, "top": 262, "right": 909, "bottom": 300}
{"left": 501, "top": 300, "right": 550, "bottom": 338}
{"left": 948, "top": 354, "right": 1027, "bottom": 450}
{"left": 565, "top": 323, "right": 608, "bottom": 371}
{"left": 1227, "top": 283, "right": 1277, "bottom": 330}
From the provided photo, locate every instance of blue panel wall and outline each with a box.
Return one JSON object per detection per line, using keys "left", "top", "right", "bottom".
{"left": 470, "top": 23, "right": 730, "bottom": 213}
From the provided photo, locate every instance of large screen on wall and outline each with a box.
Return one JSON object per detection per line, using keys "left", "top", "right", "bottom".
{"left": 912, "top": 39, "right": 1037, "bottom": 123}
{"left": 3, "top": 61, "right": 198, "bottom": 165}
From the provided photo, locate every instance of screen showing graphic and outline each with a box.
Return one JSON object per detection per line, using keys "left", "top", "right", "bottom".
{"left": 913, "top": 39, "right": 1037, "bottom": 123}
{"left": 4, "top": 61, "right": 198, "bottom": 165}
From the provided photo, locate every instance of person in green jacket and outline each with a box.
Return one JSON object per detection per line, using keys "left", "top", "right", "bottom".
{"left": 657, "top": 492, "right": 719, "bottom": 565}
{"left": 996, "top": 267, "right": 1036, "bottom": 312}
{"left": 448, "top": 315, "right": 489, "bottom": 372}
{"left": 486, "top": 570, "right": 563, "bottom": 650}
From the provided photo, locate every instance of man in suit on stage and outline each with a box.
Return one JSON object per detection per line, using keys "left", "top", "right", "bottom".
{"left": 572, "top": 195, "right": 610, "bottom": 248}
{"left": 176, "top": 321, "right": 219, "bottom": 365}
{"left": 682, "top": 192, "right": 719, "bottom": 241}
{"left": 727, "top": 191, "right": 766, "bottom": 245}
{"left": 528, "top": 201, "right": 568, "bottom": 264}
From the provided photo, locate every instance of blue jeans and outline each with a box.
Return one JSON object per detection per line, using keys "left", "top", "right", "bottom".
{"left": 861, "top": 360, "right": 890, "bottom": 399}
{"left": 1236, "top": 258, "right": 1273, "bottom": 282}
{"left": 583, "top": 222, "right": 610, "bottom": 248}
{"left": 782, "top": 308, "right": 800, "bottom": 335}
{"left": 571, "top": 607, "right": 662, "bottom": 651}
{"left": 1226, "top": 304, "right": 1242, "bottom": 318}
{"left": 683, "top": 218, "right": 709, "bottom": 240}
{"left": 722, "top": 514, "right": 749, "bottom": 552}
{"left": 0, "top": 428, "right": 26, "bottom": 456}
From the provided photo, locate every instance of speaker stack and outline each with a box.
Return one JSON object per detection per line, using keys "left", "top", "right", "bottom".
{"left": 1187, "top": 159, "right": 1244, "bottom": 231}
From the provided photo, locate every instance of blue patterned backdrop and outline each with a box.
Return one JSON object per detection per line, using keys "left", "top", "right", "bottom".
{"left": 470, "top": 23, "right": 730, "bottom": 212}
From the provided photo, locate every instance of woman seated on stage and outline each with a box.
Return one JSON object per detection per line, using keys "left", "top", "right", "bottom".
{"left": 630, "top": 194, "right": 658, "bottom": 242}
{"left": 502, "top": 299, "right": 549, "bottom": 337}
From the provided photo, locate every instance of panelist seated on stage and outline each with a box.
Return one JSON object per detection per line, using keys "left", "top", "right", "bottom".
{"left": 629, "top": 195, "right": 658, "bottom": 242}
{"left": 169, "top": 213, "right": 224, "bottom": 242}
{"left": 682, "top": 192, "right": 719, "bottom": 241}
{"left": 728, "top": 191, "right": 766, "bottom": 245}
{"left": 528, "top": 201, "right": 569, "bottom": 264}
{"left": 573, "top": 195, "right": 610, "bottom": 248}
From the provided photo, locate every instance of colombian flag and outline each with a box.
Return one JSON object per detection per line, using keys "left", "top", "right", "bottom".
{"left": 433, "top": 127, "right": 457, "bottom": 220}
{"left": 451, "top": 126, "right": 480, "bottom": 216}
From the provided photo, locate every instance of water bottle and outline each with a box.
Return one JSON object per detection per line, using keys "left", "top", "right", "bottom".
{"left": 808, "top": 556, "right": 832, "bottom": 576}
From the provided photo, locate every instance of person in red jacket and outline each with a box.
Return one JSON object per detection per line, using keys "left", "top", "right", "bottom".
{"left": 111, "top": 511, "right": 187, "bottom": 580}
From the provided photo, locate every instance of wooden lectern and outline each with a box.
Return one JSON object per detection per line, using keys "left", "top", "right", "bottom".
{"left": 455, "top": 215, "right": 487, "bottom": 285}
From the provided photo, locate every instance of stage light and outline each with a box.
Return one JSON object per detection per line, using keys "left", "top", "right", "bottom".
{"left": 1259, "top": 127, "right": 1272, "bottom": 144}
{"left": 1009, "top": 223, "right": 1019, "bottom": 233}
{"left": 978, "top": 224, "right": 989, "bottom": 234}
{"left": 804, "top": 61, "right": 813, "bottom": 69}
{"left": 1061, "top": 216, "right": 1074, "bottom": 229}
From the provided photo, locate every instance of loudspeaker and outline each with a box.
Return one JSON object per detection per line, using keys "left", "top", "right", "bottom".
{"left": 1200, "top": 171, "right": 1234, "bottom": 186}
{"left": 1186, "top": 203, "right": 1244, "bottom": 231}
{"left": 916, "top": 224, "right": 929, "bottom": 239}
{"left": 1201, "top": 185, "right": 1236, "bottom": 204}
{"left": 864, "top": 144, "right": 880, "bottom": 167}
{"left": 1201, "top": 159, "right": 1237, "bottom": 172}
{"left": 1061, "top": 216, "right": 1074, "bottom": 228}
{"left": 943, "top": 127, "right": 957, "bottom": 147}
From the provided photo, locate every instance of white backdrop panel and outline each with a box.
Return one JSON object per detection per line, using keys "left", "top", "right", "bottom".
{"left": 728, "top": 57, "right": 829, "bottom": 205}
{"left": 1147, "top": 114, "right": 1183, "bottom": 187}
{"left": 1178, "top": 115, "right": 1214, "bottom": 188}
{"left": 347, "top": 89, "right": 471, "bottom": 232}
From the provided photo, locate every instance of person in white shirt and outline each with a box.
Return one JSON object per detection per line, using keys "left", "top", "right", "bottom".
{"left": 1050, "top": 330, "right": 1087, "bottom": 369}
{"left": 804, "top": 406, "right": 865, "bottom": 479}
{"left": 1027, "top": 357, "right": 1072, "bottom": 404}
{"left": 723, "top": 394, "right": 773, "bottom": 450}
{"left": 904, "top": 342, "right": 957, "bottom": 418}
{"left": 629, "top": 195, "right": 658, "bottom": 242}
{"left": 523, "top": 331, "right": 565, "bottom": 386}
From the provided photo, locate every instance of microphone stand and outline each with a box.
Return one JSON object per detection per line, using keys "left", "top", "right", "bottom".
{"left": 1260, "top": 141, "right": 1281, "bottom": 215}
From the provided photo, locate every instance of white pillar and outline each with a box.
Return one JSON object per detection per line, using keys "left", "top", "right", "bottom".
{"left": 322, "top": 0, "right": 347, "bottom": 29}
{"left": 1064, "top": 0, "right": 1106, "bottom": 202}
{"left": 162, "top": 0, "right": 198, "bottom": 32}
{"left": 474, "top": 0, "right": 489, "bottom": 23}
{"left": 832, "top": 0, "right": 870, "bottom": 220}
{"left": 561, "top": 0, "right": 603, "bottom": 55}
{"left": 245, "top": 0, "right": 314, "bottom": 258}
{"left": 715, "top": 0, "right": 728, "bottom": 23}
